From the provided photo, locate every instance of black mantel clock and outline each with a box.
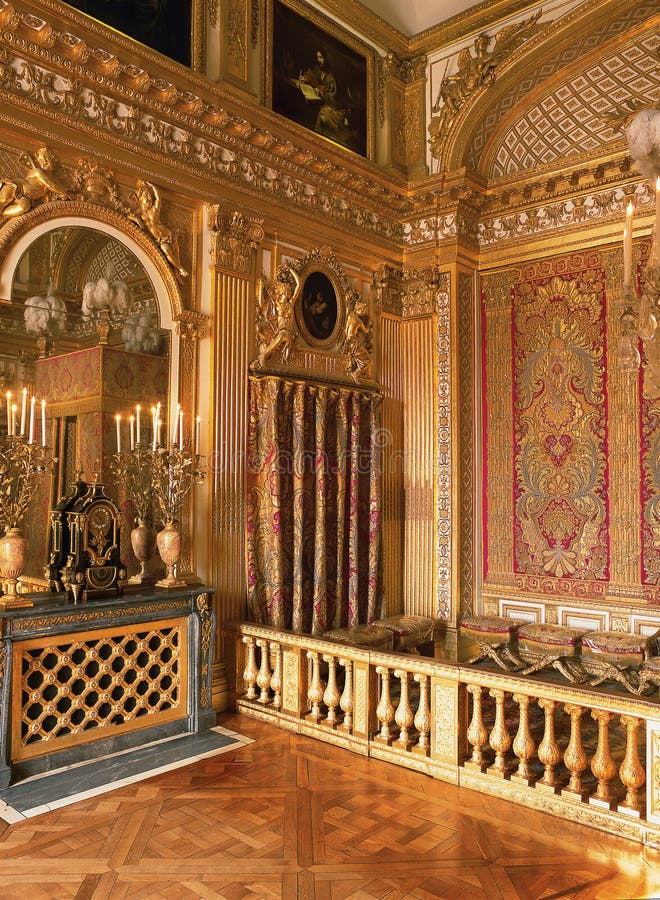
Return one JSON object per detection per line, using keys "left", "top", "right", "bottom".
{"left": 46, "top": 474, "right": 126, "bottom": 600}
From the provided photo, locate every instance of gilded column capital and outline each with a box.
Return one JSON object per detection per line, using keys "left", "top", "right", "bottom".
{"left": 175, "top": 310, "right": 208, "bottom": 343}
{"left": 208, "top": 205, "right": 265, "bottom": 275}
{"left": 373, "top": 264, "right": 403, "bottom": 317}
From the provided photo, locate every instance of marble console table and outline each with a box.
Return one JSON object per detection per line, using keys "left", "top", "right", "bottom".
{"left": 0, "top": 585, "right": 215, "bottom": 787}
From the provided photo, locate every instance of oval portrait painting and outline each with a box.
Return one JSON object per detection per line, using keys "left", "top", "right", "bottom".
{"left": 298, "top": 272, "right": 340, "bottom": 346}
{"left": 297, "top": 270, "right": 341, "bottom": 346}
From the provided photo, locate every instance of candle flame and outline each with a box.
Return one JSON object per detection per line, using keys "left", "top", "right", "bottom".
{"left": 626, "top": 200, "right": 634, "bottom": 215}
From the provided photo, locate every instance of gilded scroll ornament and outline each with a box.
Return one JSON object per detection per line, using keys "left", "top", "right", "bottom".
{"left": 0, "top": 146, "right": 70, "bottom": 219}
{"left": 428, "top": 10, "right": 542, "bottom": 161}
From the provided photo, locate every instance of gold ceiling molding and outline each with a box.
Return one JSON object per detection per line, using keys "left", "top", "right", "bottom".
{"left": 0, "top": 2, "right": 409, "bottom": 233}
{"left": 480, "top": 27, "right": 659, "bottom": 179}
{"left": 454, "top": 1, "right": 658, "bottom": 176}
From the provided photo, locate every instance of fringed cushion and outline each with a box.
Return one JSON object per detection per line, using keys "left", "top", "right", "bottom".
{"left": 371, "top": 615, "right": 434, "bottom": 651}
{"left": 517, "top": 623, "right": 588, "bottom": 656}
{"left": 581, "top": 630, "right": 660, "bottom": 667}
{"left": 460, "top": 615, "right": 523, "bottom": 645}
{"left": 325, "top": 624, "right": 394, "bottom": 651}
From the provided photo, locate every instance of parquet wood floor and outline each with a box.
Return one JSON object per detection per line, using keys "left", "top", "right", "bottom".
{"left": 0, "top": 713, "right": 659, "bottom": 900}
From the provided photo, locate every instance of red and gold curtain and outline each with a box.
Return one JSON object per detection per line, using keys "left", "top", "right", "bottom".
{"left": 246, "top": 375, "right": 382, "bottom": 634}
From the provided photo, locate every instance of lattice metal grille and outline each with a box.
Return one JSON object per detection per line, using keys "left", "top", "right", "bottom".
{"left": 12, "top": 617, "right": 188, "bottom": 761}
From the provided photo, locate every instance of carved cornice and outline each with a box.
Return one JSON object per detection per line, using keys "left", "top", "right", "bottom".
{"left": 0, "top": 3, "right": 409, "bottom": 244}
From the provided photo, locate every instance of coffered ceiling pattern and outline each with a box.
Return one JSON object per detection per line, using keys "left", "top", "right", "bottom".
{"left": 461, "top": 2, "right": 658, "bottom": 175}
{"left": 489, "top": 31, "right": 659, "bottom": 178}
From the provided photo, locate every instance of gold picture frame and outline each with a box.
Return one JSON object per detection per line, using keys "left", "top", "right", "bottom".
{"left": 266, "top": 0, "right": 376, "bottom": 160}
{"left": 294, "top": 263, "right": 346, "bottom": 349}
{"left": 62, "top": 0, "right": 205, "bottom": 71}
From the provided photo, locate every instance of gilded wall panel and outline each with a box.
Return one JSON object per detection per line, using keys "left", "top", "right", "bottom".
{"left": 458, "top": 271, "right": 474, "bottom": 618}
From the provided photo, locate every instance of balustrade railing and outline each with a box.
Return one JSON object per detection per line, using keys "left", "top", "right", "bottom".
{"left": 232, "top": 623, "right": 660, "bottom": 847}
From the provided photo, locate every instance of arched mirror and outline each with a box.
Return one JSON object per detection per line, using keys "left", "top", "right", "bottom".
{"left": 0, "top": 221, "right": 177, "bottom": 586}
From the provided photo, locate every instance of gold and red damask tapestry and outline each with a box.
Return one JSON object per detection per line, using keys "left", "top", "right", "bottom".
{"left": 483, "top": 248, "right": 659, "bottom": 606}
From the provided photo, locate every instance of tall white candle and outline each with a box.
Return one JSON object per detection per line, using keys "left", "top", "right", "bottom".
{"left": 28, "top": 395, "right": 35, "bottom": 444}
{"left": 152, "top": 414, "right": 157, "bottom": 451}
{"left": 179, "top": 409, "right": 183, "bottom": 450}
{"left": 5, "top": 390, "right": 10, "bottom": 434}
{"left": 172, "top": 402, "right": 180, "bottom": 445}
{"left": 195, "top": 416, "right": 201, "bottom": 457}
{"left": 115, "top": 414, "right": 121, "bottom": 453}
{"left": 157, "top": 417, "right": 162, "bottom": 448}
{"left": 624, "top": 201, "right": 634, "bottom": 290}
{"left": 129, "top": 414, "right": 135, "bottom": 451}
{"left": 11, "top": 402, "right": 17, "bottom": 437}
{"left": 20, "top": 387, "right": 27, "bottom": 436}
{"left": 136, "top": 404, "right": 141, "bottom": 445}
{"left": 41, "top": 398, "right": 46, "bottom": 446}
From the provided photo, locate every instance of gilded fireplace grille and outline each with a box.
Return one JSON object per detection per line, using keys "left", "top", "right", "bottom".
{"left": 11, "top": 617, "right": 188, "bottom": 761}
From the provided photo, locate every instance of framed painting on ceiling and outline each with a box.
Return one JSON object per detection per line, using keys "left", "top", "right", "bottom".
{"left": 268, "top": 0, "right": 374, "bottom": 159}
{"left": 63, "top": 0, "right": 203, "bottom": 70}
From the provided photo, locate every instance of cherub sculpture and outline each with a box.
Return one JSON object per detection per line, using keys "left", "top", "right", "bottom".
{"left": 129, "top": 180, "right": 188, "bottom": 279}
{"left": 0, "top": 146, "right": 70, "bottom": 218}
{"left": 342, "top": 295, "right": 372, "bottom": 380}
{"left": 254, "top": 267, "right": 300, "bottom": 368}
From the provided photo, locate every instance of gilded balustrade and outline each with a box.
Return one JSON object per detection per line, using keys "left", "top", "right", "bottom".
{"left": 232, "top": 623, "right": 660, "bottom": 847}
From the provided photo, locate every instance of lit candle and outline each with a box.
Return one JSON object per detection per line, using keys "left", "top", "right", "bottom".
{"left": 115, "top": 414, "right": 121, "bottom": 453}
{"left": 20, "top": 387, "right": 27, "bottom": 436}
{"left": 5, "top": 390, "right": 11, "bottom": 434}
{"left": 179, "top": 408, "right": 183, "bottom": 451}
{"left": 157, "top": 417, "right": 162, "bottom": 448}
{"left": 129, "top": 414, "right": 135, "bottom": 451}
{"left": 655, "top": 176, "right": 660, "bottom": 265}
{"left": 623, "top": 200, "right": 634, "bottom": 290}
{"left": 195, "top": 415, "right": 201, "bottom": 457}
{"left": 136, "top": 404, "right": 141, "bottom": 445}
{"left": 11, "top": 402, "right": 17, "bottom": 437}
{"left": 28, "top": 395, "right": 35, "bottom": 444}
{"left": 41, "top": 398, "right": 46, "bottom": 446}
{"left": 172, "top": 402, "right": 180, "bottom": 446}
{"left": 152, "top": 413, "right": 157, "bottom": 452}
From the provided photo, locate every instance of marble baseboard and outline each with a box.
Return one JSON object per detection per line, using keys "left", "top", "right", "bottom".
{"left": 0, "top": 725, "right": 253, "bottom": 823}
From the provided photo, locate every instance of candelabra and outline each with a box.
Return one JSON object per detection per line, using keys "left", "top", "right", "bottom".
{"left": 0, "top": 434, "right": 53, "bottom": 605}
{"left": 109, "top": 444, "right": 158, "bottom": 585}
{"left": 150, "top": 445, "right": 206, "bottom": 588}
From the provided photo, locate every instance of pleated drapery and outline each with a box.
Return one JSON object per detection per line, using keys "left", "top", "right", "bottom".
{"left": 246, "top": 374, "right": 382, "bottom": 635}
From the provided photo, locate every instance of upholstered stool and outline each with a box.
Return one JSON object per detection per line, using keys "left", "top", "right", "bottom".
{"left": 639, "top": 655, "right": 660, "bottom": 697}
{"left": 517, "top": 623, "right": 589, "bottom": 658}
{"left": 581, "top": 629, "right": 660, "bottom": 692}
{"left": 460, "top": 614, "right": 524, "bottom": 646}
{"left": 581, "top": 629, "right": 660, "bottom": 668}
{"left": 325, "top": 623, "right": 394, "bottom": 651}
{"left": 460, "top": 615, "right": 525, "bottom": 670}
{"left": 371, "top": 615, "right": 434, "bottom": 653}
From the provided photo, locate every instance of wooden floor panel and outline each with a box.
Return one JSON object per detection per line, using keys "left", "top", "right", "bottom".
{"left": 0, "top": 713, "right": 659, "bottom": 899}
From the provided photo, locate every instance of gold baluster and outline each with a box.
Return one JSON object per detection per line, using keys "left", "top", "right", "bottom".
{"left": 536, "top": 698, "right": 562, "bottom": 793}
{"left": 338, "top": 658, "right": 353, "bottom": 733}
{"left": 562, "top": 704, "right": 588, "bottom": 801}
{"left": 465, "top": 684, "right": 489, "bottom": 771}
{"left": 306, "top": 650, "right": 325, "bottom": 722}
{"left": 322, "top": 654, "right": 341, "bottom": 727}
{"left": 618, "top": 715, "right": 646, "bottom": 817}
{"left": 589, "top": 710, "right": 617, "bottom": 809}
{"left": 270, "top": 642, "right": 282, "bottom": 709}
{"left": 511, "top": 693, "right": 536, "bottom": 785}
{"left": 487, "top": 689, "right": 512, "bottom": 778}
{"left": 242, "top": 635, "right": 258, "bottom": 701}
{"left": 394, "top": 669, "right": 414, "bottom": 749}
{"left": 375, "top": 666, "right": 396, "bottom": 744}
{"left": 256, "top": 639, "right": 272, "bottom": 704}
{"left": 412, "top": 673, "right": 430, "bottom": 756}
